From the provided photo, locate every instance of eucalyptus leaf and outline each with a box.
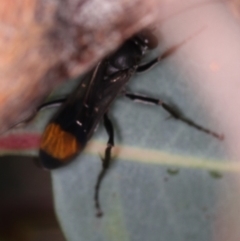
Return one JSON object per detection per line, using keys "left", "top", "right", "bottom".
{"left": 50, "top": 27, "right": 227, "bottom": 241}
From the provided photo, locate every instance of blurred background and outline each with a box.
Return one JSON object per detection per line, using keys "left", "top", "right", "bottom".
{"left": 0, "top": 156, "right": 65, "bottom": 241}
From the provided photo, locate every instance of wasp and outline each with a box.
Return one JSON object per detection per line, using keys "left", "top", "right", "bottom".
{"left": 37, "top": 29, "right": 223, "bottom": 217}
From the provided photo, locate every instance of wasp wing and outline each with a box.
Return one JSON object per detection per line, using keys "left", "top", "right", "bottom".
{"left": 49, "top": 60, "right": 135, "bottom": 144}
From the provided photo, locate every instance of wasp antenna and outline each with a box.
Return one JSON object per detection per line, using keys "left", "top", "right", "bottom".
{"left": 159, "top": 1, "right": 219, "bottom": 27}
{"left": 159, "top": 26, "right": 206, "bottom": 60}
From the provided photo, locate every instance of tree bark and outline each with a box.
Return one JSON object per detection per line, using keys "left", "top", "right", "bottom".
{"left": 0, "top": 0, "right": 165, "bottom": 133}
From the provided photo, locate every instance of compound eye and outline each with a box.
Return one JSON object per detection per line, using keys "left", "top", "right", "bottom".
{"left": 138, "top": 29, "right": 158, "bottom": 49}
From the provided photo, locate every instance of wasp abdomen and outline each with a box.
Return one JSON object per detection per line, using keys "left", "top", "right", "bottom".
{"left": 40, "top": 123, "right": 82, "bottom": 169}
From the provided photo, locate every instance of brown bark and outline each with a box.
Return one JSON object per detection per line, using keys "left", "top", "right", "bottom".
{"left": 0, "top": 0, "right": 165, "bottom": 133}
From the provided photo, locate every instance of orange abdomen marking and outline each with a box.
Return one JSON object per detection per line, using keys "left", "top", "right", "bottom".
{"left": 40, "top": 123, "right": 80, "bottom": 161}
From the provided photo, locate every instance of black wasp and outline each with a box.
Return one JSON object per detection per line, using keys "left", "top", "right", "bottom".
{"left": 37, "top": 29, "right": 223, "bottom": 217}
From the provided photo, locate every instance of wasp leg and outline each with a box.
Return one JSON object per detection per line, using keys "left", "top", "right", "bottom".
{"left": 136, "top": 58, "right": 158, "bottom": 73}
{"left": 18, "top": 98, "right": 67, "bottom": 125}
{"left": 124, "top": 92, "right": 223, "bottom": 140}
{"left": 94, "top": 113, "right": 115, "bottom": 217}
{"left": 136, "top": 42, "right": 188, "bottom": 72}
{"left": 137, "top": 29, "right": 204, "bottom": 73}
{"left": 37, "top": 98, "right": 66, "bottom": 112}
